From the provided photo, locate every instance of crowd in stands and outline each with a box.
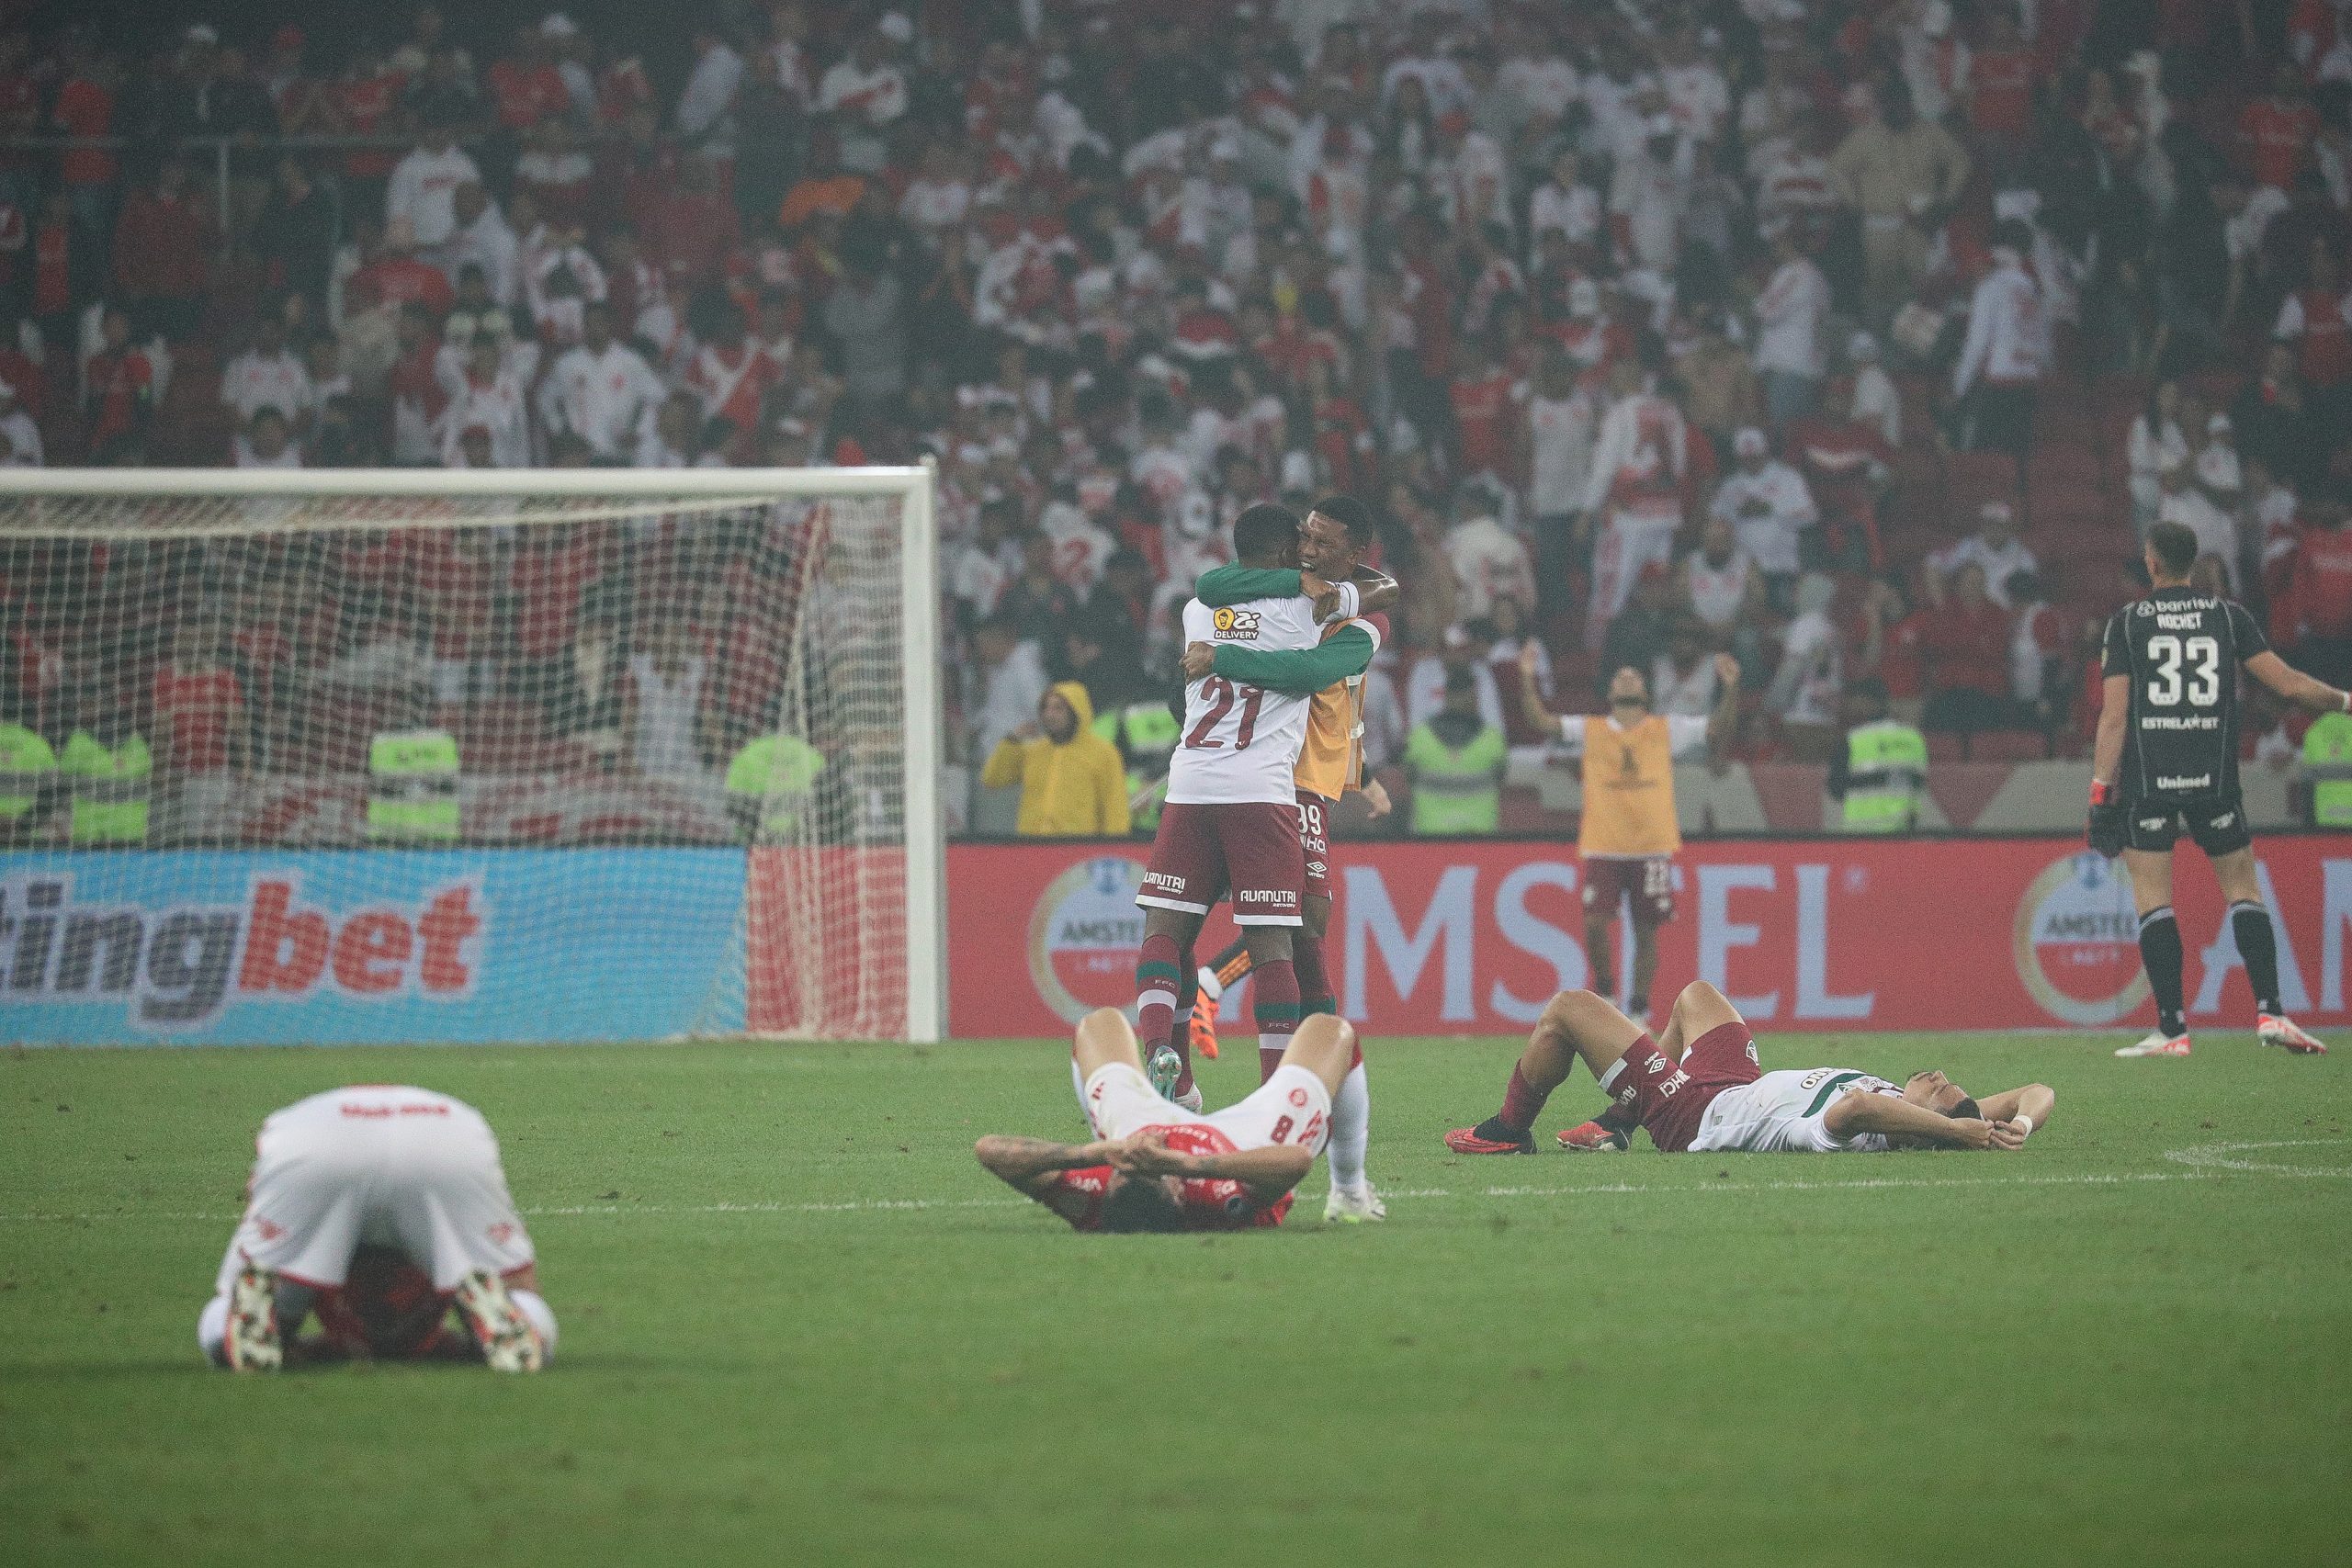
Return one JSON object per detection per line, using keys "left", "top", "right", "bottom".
{"left": 0, "top": 0, "right": 2348, "bottom": 836}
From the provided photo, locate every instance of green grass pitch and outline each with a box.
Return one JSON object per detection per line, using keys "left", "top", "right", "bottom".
{"left": 3, "top": 1029, "right": 2346, "bottom": 1567}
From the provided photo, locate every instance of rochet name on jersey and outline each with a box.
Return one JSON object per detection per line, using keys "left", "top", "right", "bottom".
{"left": 1165, "top": 594, "right": 1324, "bottom": 807}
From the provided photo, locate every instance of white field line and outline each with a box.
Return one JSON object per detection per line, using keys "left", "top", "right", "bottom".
{"left": 2160, "top": 1137, "right": 2352, "bottom": 1177}
{"left": 6, "top": 1163, "right": 2313, "bottom": 1226}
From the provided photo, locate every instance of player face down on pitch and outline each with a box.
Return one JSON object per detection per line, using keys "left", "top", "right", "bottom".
{"left": 1445, "top": 982, "right": 2055, "bottom": 1156}
{"left": 974, "top": 1008, "right": 1362, "bottom": 1231}
{"left": 198, "top": 1085, "right": 553, "bottom": 1372}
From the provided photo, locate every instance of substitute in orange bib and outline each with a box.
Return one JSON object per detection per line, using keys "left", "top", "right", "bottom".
{"left": 1517, "top": 639, "right": 1738, "bottom": 1038}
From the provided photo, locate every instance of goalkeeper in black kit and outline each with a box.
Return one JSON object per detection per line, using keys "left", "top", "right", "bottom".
{"left": 2087, "top": 521, "right": 2349, "bottom": 1058}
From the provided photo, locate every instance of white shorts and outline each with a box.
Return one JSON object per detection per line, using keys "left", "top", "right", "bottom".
{"left": 1081, "top": 1061, "right": 1333, "bottom": 1158}
{"left": 215, "top": 1087, "right": 535, "bottom": 1293}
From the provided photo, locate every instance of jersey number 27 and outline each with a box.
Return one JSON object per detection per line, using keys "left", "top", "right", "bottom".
{"left": 1185, "top": 676, "right": 1267, "bottom": 750}
{"left": 2144, "top": 634, "right": 2221, "bottom": 708}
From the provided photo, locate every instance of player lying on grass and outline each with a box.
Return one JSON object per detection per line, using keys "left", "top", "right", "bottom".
{"left": 975, "top": 1007, "right": 1363, "bottom": 1230}
{"left": 198, "top": 1085, "right": 553, "bottom": 1372}
{"left": 1444, "top": 981, "right": 2053, "bottom": 1156}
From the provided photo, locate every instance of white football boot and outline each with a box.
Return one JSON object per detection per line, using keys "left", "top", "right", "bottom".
{"left": 2115, "top": 1030, "right": 2192, "bottom": 1058}
{"left": 2256, "top": 1013, "right": 2328, "bottom": 1055}
{"left": 1323, "top": 1181, "right": 1386, "bottom": 1224}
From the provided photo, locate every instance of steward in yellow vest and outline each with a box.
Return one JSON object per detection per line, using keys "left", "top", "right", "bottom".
{"left": 2306, "top": 709, "right": 2352, "bottom": 829}
{"left": 62, "top": 725, "right": 150, "bottom": 846}
{"left": 1405, "top": 670, "right": 1506, "bottom": 834}
{"left": 368, "top": 728, "right": 461, "bottom": 841}
{"left": 1832, "top": 679, "right": 1928, "bottom": 833}
{"left": 0, "top": 716, "right": 56, "bottom": 837}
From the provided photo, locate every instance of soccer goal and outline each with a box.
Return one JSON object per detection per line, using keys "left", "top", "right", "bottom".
{"left": 0, "top": 466, "right": 944, "bottom": 1046}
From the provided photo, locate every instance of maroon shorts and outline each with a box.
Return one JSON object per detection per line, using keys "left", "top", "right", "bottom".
{"left": 1139, "top": 801, "right": 1305, "bottom": 926}
{"left": 1584, "top": 855, "right": 1675, "bottom": 924}
{"left": 1297, "top": 790, "right": 1334, "bottom": 902}
{"left": 1604, "top": 1021, "right": 1761, "bottom": 1153}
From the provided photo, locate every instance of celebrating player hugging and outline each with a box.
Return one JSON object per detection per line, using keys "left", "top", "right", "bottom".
{"left": 974, "top": 1007, "right": 1362, "bottom": 1232}
{"left": 1446, "top": 982, "right": 2054, "bottom": 1157}
{"left": 1127, "top": 499, "right": 1388, "bottom": 1223}
{"left": 199, "top": 1086, "right": 552, "bottom": 1372}
{"left": 2089, "top": 520, "right": 2348, "bottom": 1059}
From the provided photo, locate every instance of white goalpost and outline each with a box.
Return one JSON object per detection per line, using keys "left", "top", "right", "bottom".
{"left": 0, "top": 466, "right": 944, "bottom": 1046}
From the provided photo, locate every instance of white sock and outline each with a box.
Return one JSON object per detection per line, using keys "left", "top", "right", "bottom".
{"left": 1329, "top": 1061, "right": 1370, "bottom": 1190}
{"left": 1070, "top": 1055, "right": 1089, "bottom": 1122}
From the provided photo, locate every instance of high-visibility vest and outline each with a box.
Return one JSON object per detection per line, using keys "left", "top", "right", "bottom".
{"left": 1840, "top": 719, "right": 1928, "bottom": 833}
{"left": 61, "top": 729, "right": 151, "bottom": 846}
{"left": 2306, "top": 711, "right": 2352, "bottom": 829}
{"left": 1101, "top": 702, "right": 1178, "bottom": 831}
{"left": 1404, "top": 720, "right": 1505, "bottom": 835}
{"left": 725, "top": 733, "right": 825, "bottom": 838}
{"left": 0, "top": 722, "right": 56, "bottom": 826}
{"left": 367, "top": 728, "right": 461, "bottom": 841}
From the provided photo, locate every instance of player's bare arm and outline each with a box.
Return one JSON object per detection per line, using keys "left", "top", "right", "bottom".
{"left": 973, "top": 1134, "right": 1126, "bottom": 1196}
{"left": 2243, "top": 651, "right": 2352, "bottom": 716}
{"left": 1704, "top": 653, "right": 1742, "bottom": 756}
{"left": 1516, "top": 640, "right": 1558, "bottom": 736}
{"left": 1109, "top": 1130, "right": 1314, "bottom": 1207}
{"left": 1973, "top": 1083, "right": 2055, "bottom": 1134}
{"left": 1822, "top": 1091, "right": 2008, "bottom": 1150}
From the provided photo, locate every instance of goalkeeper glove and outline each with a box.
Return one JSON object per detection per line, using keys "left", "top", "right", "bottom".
{"left": 2086, "top": 779, "right": 2127, "bottom": 859}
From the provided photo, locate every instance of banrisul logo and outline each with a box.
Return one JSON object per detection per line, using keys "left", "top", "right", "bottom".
{"left": 2011, "top": 852, "right": 2148, "bottom": 1024}
{"left": 0, "top": 873, "right": 483, "bottom": 1030}
{"left": 1026, "top": 857, "right": 1147, "bottom": 1024}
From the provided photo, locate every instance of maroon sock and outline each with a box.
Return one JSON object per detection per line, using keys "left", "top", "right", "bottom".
{"left": 1294, "top": 931, "right": 1334, "bottom": 1016}
{"left": 1497, "top": 1062, "right": 1554, "bottom": 1135}
{"left": 1253, "top": 957, "right": 1301, "bottom": 1083}
{"left": 1136, "top": 933, "right": 1182, "bottom": 1054}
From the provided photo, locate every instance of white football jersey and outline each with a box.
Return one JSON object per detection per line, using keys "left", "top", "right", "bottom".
{"left": 1164, "top": 594, "right": 1324, "bottom": 806}
{"left": 1685, "top": 1067, "right": 1900, "bottom": 1155}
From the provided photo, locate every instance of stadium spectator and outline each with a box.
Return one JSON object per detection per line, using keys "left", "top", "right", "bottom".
{"left": 538, "top": 299, "right": 664, "bottom": 462}
{"left": 388, "top": 115, "right": 481, "bottom": 251}
{"left": 1951, "top": 220, "right": 2052, "bottom": 459}
{"left": 233, "top": 406, "right": 300, "bottom": 469}
{"left": 1753, "top": 223, "right": 1830, "bottom": 427}
{"left": 0, "top": 377, "right": 40, "bottom": 467}
{"left": 221, "top": 311, "right": 311, "bottom": 429}
{"left": 978, "top": 682, "right": 1129, "bottom": 839}
{"left": 1918, "top": 561, "right": 2019, "bottom": 734}
{"left": 109, "top": 157, "right": 208, "bottom": 342}
{"left": 151, "top": 618, "right": 247, "bottom": 844}
{"left": 622, "top": 623, "right": 709, "bottom": 782}
{"left": 1830, "top": 77, "right": 1971, "bottom": 324}
{"left": 1930, "top": 502, "right": 2037, "bottom": 609}
{"left": 1709, "top": 426, "right": 1817, "bottom": 592}
{"left": 1768, "top": 572, "right": 1845, "bottom": 763}
{"left": 1405, "top": 623, "right": 1505, "bottom": 734}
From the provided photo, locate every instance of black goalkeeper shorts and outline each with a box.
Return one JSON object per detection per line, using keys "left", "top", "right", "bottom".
{"left": 2123, "top": 795, "right": 2252, "bottom": 857}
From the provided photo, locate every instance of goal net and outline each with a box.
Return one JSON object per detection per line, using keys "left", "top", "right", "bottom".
{"left": 0, "top": 468, "right": 943, "bottom": 1046}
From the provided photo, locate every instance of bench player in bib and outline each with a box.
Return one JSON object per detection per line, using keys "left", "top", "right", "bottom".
{"left": 1444, "top": 981, "right": 2053, "bottom": 1156}
{"left": 1178, "top": 493, "right": 1398, "bottom": 1221}
{"left": 198, "top": 1085, "right": 552, "bottom": 1372}
{"left": 2090, "top": 520, "right": 2347, "bottom": 1058}
{"left": 974, "top": 1008, "right": 1361, "bottom": 1231}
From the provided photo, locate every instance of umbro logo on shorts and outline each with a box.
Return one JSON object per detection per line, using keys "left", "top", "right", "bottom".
{"left": 2211, "top": 812, "right": 2235, "bottom": 829}
{"left": 2139, "top": 818, "right": 2168, "bottom": 831}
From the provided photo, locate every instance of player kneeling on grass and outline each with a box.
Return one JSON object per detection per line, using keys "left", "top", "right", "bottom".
{"left": 1445, "top": 982, "right": 2052, "bottom": 1156}
{"left": 198, "top": 1086, "right": 552, "bottom": 1372}
{"left": 975, "top": 1008, "right": 1362, "bottom": 1230}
